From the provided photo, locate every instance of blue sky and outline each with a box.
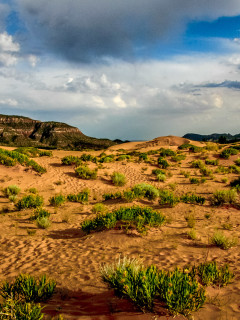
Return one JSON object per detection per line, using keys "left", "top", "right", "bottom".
{"left": 0, "top": 0, "right": 240, "bottom": 140}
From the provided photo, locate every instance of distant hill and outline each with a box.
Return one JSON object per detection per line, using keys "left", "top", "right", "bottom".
{"left": 183, "top": 133, "right": 240, "bottom": 143}
{"left": 0, "top": 114, "right": 115, "bottom": 150}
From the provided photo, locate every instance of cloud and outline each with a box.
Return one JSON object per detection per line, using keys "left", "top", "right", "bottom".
{"left": 13, "top": 0, "right": 240, "bottom": 62}
{"left": 0, "top": 32, "right": 20, "bottom": 66}
{"left": 0, "top": 98, "right": 18, "bottom": 106}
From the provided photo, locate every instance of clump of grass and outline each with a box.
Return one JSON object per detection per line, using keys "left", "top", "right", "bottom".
{"left": 181, "top": 193, "right": 206, "bottom": 205}
{"left": 221, "top": 177, "right": 228, "bottom": 184}
{"left": 171, "top": 153, "right": 186, "bottom": 162}
{"left": 67, "top": 189, "right": 89, "bottom": 203}
{"left": 61, "top": 155, "right": 82, "bottom": 166}
{"left": 3, "top": 185, "right": 21, "bottom": 198}
{"left": 158, "top": 157, "right": 169, "bottom": 169}
{"left": 210, "top": 189, "right": 237, "bottom": 206}
{"left": 15, "top": 195, "right": 43, "bottom": 210}
{"left": 30, "top": 207, "right": 50, "bottom": 221}
{"left": 156, "top": 173, "right": 166, "bottom": 182}
{"left": 82, "top": 206, "right": 165, "bottom": 235}
{"left": 180, "top": 170, "right": 190, "bottom": 178}
{"left": 191, "top": 160, "right": 204, "bottom": 168}
{"left": 0, "top": 274, "right": 56, "bottom": 302}
{"left": 185, "top": 213, "right": 196, "bottom": 228}
{"left": 75, "top": 165, "right": 98, "bottom": 180}
{"left": 116, "top": 154, "right": 131, "bottom": 161}
{"left": 220, "top": 147, "right": 238, "bottom": 159}
{"left": 187, "top": 228, "right": 198, "bottom": 240}
{"left": 103, "top": 191, "right": 122, "bottom": 201}
{"left": 36, "top": 216, "right": 51, "bottom": 229}
{"left": 123, "top": 190, "right": 137, "bottom": 202}
{"left": 190, "top": 177, "right": 200, "bottom": 185}
{"left": 222, "top": 223, "right": 233, "bottom": 230}
{"left": 0, "top": 299, "right": 43, "bottom": 319}
{"left": 200, "top": 166, "right": 213, "bottom": 177}
{"left": 49, "top": 194, "right": 66, "bottom": 207}
{"left": 159, "top": 190, "right": 179, "bottom": 207}
{"left": 132, "top": 183, "right": 159, "bottom": 201}
{"left": 111, "top": 172, "right": 127, "bottom": 186}
{"left": 205, "top": 159, "right": 219, "bottom": 166}
{"left": 92, "top": 203, "right": 108, "bottom": 214}
{"left": 27, "top": 187, "right": 38, "bottom": 194}
{"left": 211, "top": 231, "right": 238, "bottom": 249}
{"left": 159, "top": 148, "right": 176, "bottom": 157}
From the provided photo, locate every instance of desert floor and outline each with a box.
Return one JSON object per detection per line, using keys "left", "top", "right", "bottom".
{"left": 0, "top": 136, "right": 239, "bottom": 320}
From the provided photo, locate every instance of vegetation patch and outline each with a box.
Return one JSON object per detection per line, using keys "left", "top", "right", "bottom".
{"left": 220, "top": 147, "right": 238, "bottom": 159}
{"left": 15, "top": 195, "right": 43, "bottom": 210}
{"left": 211, "top": 231, "right": 238, "bottom": 250}
{"left": 61, "top": 155, "right": 82, "bottom": 166}
{"left": 181, "top": 193, "right": 206, "bottom": 205}
{"left": 210, "top": 189, "right": 237, "bottom": 206}
{"left": 49, "top": 194, "right": 66, "bottom": 207}
{"left": 67, "top": 189, "right": 89, "bottom": 203}
{"left": 111, "top": 172, "right": 127, "bottom": 186}
{"left": 159, "top": 190, "right": 179, "bottom": 207}
{"left": 75, "top": 165, "right": 98, "bottom": 179}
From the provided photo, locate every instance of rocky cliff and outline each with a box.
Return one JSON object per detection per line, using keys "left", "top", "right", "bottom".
{"left": 0, "top": 114, "right": 115, "bottom": 150}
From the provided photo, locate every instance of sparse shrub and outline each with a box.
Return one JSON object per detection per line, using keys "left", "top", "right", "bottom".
{"left": 9, "top": 195, "right": 17, "bottom": 202}
{"left": 102, "top": 191, "right": 122, "bottom": 201}
{"left": 210, "top": 189, "right": 237, "bottom": 206}
{"left": 156, "top": 173, "right": 166, "bottom": 182}
{"left": 168, "top": 183, "right": 177, "bottom": 191}
{"left": 222, "top": 223, "right": 233, "bottom": 230}
{"left": 181, "top": 193, "right": 205, "bottom": 205}
{"left": 132, "top": 183, "right": 159, "bottom": 201}
{"left": 82, "top": 206, "right": 165, "bottom": 234}
{"left": 30, "top": 208, "right": 50, "bottom": 221}
{"left": 80, "top": 153, "right": 97, "bottom": 162}
{"left": 230, "top": 177, "right": 240, "bottom": 190}
{"left": 159, "top": 190, "right": 179, "bottom": 207}
{"left": 190, "top": 177, "right": 200, "bottom": 185}
{"left": 228, "top": 165, "right": 240, "bottom": 174}
{"left": 3, "top": 185, "right": 21, "bottom": 197}
{"left": 0, "top": 274, "right": 56, "bottom": 302}
{"left": 27, "top": 187, "right": 38, "bottom": 194}
{"left": 152, "top": 169, "right": 165, "bottom": 176}
{"left": 67, "top": 189, "right": 89, "bottom": 203}
{"left": 159, "top": 148, "right": 176, "bottom": 157}
{"left": 75, "top": 165, "right": 98, "bottom": 180}
{"left": 36, "top": 216, "right": 51, "bottom": 229}
{"left": 123, "top": 190, "right": 137, "bottom": 202}
{"left": 15, "top": 195, "right": 43, "bottom": 210}
{"left": 49, "top": 194, "right": 66, "bottom": 207}
{"left": 189, "top": 145, "right": 202, "bottom": 153}
{"left": 191, "top": 160, "right": 204, "bottom": 168}
{"left": 171, "top": 154, "right": 186, "bottom": 162}
{"left": 111, "top": 172, "right": 127, "bottom": 186}
{"left": 99, "top": 155, "right": 114, "bottom": 163}
{"left": 138, "top": 153, "right": 148, "bottom": 162}
{"left": 178, "top": 143, "right": 192, "bottom": 150}
{"left": 185, "top": 213, "right": 196, "bottom": 228}
{"left": 211, "top": 231, "right": 238, "bottom": 250}
{"left": 187, "top": 228, "right": 197, "bottom": 240}
{"left": 61, "top": 155, "right": 82, "bottom": 166}
{"left": 0, "top": 299, "right": 43, "bottom": 319}
{"left": 180, "top": 170, "right": 190, "bottom": 178}
{"left": 220, "top": 147, "right": 238, "bottom": 159}
{"left": 158, "top": 157, "right": 169, "bottom": 169}
{"left": 215, "top": 165, "right": 229, "bottom": 174}
{"left": 234, "top": 158, "right": 240, "bottom": 166}
{"left": 117, "top": 154, "right": 131, "bottom": 161}
{"left": 92, "top": 203, "right": 107, "bottom": 214}
{"left": 0, "top": 153, "right": 17, "bottom": 166}
{"left": 221, "top": 177, "right": 228, "bottom": 184}
{"left": 200, "top": 166, "right": 213, "bottom": 177}
{"left": 205, "top": 159, "right": 219, "bottom": 166}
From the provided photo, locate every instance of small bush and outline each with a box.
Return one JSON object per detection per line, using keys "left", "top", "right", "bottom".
{"left": 187, "top": 228, "right": 197, "bottom": 240}
{"left": 49, "top": 194, "right": 66, "bottom": 207}
{"left": 75, "top": 165, "right": 98, "bottom": 180}
{"left": 123, "top": 190, "right": 137, "bottom": 202}
{"left": 27, "top": 187, "right": 38, "bottom": 194}
{"left": 171, "top": 154, "right": 186, "bottom": 162}
{"left": 159, "top": 190, "right": 179, "bottom": 207}
{"left": 159, "top": 148, "right": 176, "bottom": 157}
{"left": 234, "top": 158, "right": 240, "bottom": 166}
{"left": 211, "top": 231, "right": 238, "bottom": 250}
{"left": 178, "top": 143, "right": 192, "bottom": 150}
{"left": 156, "top": 173, "right": 166, "bottom": 182}
{"left": 15, "top": 195, "right": 43, "bottom": 210}
{"left": 180, "top": 170, "right": 190, "bottom": 178}
{"left": 117, "top": 154, "right": 131, "bottom": 161}
{"left": 30, "top": 208, "right": 50, "bottom": 221}
{"left": 152, "top": 169, "right": 165, "bottom": 176}
{"left": 36, "top": 216, "right": 51, "bottom": 229}
{"left": 205, "top": 159, "right": 219, "bottom": 166}
{"left": 220, "top": 147, "right": 238, "bottom": 159}
{"left": 210, "top": 189, "right": 237, "bottom": 206}
{"left": 92, "top": 203, "right": 108, "bottom": 214}
{"left": 103, "top": 192, "right": 122, "bottom": 201}
{"left": 61, "top": 155, "right": 82, "bottom": 166}
{"left": 185, "top": 213, "right": 196, "bottom": 228}
{"left": 67, "top": 189, "right": 89, "bottom": 203}
{"left": 0, "top": 274, "right": 56, "bottom": 302}
{"left": 181, "top": 193, "right": 205, "bottom": 205}
{"left": 3, "top": 185, "right": 21, "bottom": 197}
{"left": 191, "top": 160, "right": 204, "bottom": 168}
{"left": 200, "top": 166, "right": 213, "bottom": 177}
{"left": 0, "top": 299, "right": 43, "bottom": 319}
{"left": 158, "top": 157, "right": 169, "bottom": 169}
{"left": 190, "top": 177, "right": 200, "bottom": 185}
{"left": 0, "top": 153, "right": 17, "bottom": 166}
{"left": 111, "top": 172, "right": 127, "bottom": 186}
{"left": 139, "top": 153, "right": 148, "bottom": 162}
{"left": 132, "top": 183, "right": 159, "bottom": 201}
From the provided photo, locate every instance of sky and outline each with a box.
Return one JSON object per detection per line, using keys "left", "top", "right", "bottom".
{"left": 0, "top": 1, "right": 240, "bottom": 140}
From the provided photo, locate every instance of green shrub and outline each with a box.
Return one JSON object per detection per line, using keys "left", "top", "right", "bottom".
{"left": 187, "top": 228, "right": 197, "bottom": 240}
{"left": 49, "top": 194, "right": 66, "bottom": 207}
{"left": 159, "top": 148, "right": 176, "bottom": 157}
{"left": 228, "top": 165, "right": 240, "bottom": 174}
{"left": 61, "top": 155, "right": 82, "bottom": 166}
{"left": 80, "top": 153, "right": 97, "bottom": 162}
{"left": 138, "top": 153, "right": 148, "bottom": 162}
{"left": 234, "top": 158, "right": 240, "bottom": 166}
{"left": 102, "top": 191, "right": 122, "bottom": 201}
{"left": 30, "top": 208, "right": 50, "bottom": 221}
{"left": 15, "top": 195, "right": 43, "bottom": 210}
{"left": 171, "top": 154, "right": 186, "bottom": 162}
{"left": 189, "top": 145, "right": 203, "bottom": 153}
{"left": 99, "top": 155, "right": 114, "bottom": 163}
{"left": 75, "top": 165, "right": 98, "bottom": 180}
{"left": 211, "top": 231, "right": 238, "bottom": 250}
{"left": 152, "top": 169, "right": 165, "bottom": 176}
{"left": 123, "top": 190, "right": 137, "bottom": 202}
{"left": 156, "top": 173, "right": 166, "bottom": 182}
{"left": 14, "top": 147, "right": 52, "bottom": 158}
{"left": 111, "top": 172, "right": 127, "bottom": 186}
{"left": 190, "top": 177, "right": 200, "bottom": 185}
{"left": 3, "top": 185, "right": 21, "bottom": 197}
{"left": 82, "top": 206, "right": 165, "bottom": 234}
{"left": 0, "top": 274, "right": 56, "bottom": 302}
{"left": 191, "top": 160, "right": 204, "bottom": 168}
{"left": 220, "top": 147, "right": 238, "bottom": 159}
{"left": 184, "top": 213, "right": 196, "bottom": 228}
{"left": 0, "top": 299, "right": 43, "bottom": 320}
{"left": 181, "top": 193, "right": 205, "bottom": 205}
{"left": 116, "top": 154, "right": 131, "bottom": 161}
{"left": 101, "top": 257, "right": 206, "bottom": 315}
{"left": 92, "top": 203, "right": 108, "bottom": 214}
{"left": 36, "top": 216, "right": 51, "bottom": 229}
{"left": 230, "top": 177, "right": 240, "bottom": 190}
{"left": 132, "top": 183, "right": 159, "bottom": 200}
{"left": 27, "top": 187, "right": 38, "bottom": 194}
{"left": 195, "top": 261, "right": 234, "bottom": 287}
{"left": 159, "top": 190, "right": 179, "bottom": 207}
{"left": 180, "top": 170, "right": 190, "bottom": 178}
{"left": 178, "top": 143, "right": 192, "bottom": 150}
{"left": 0, "top": 153, "right": 17, "bottom": 166}
{"left": 67, "top": 189, "right": 89, "bottom": 203}
{"left": 200, "top": 166, "right": 213, "bottom": 177}
{"left": 158, "top": 157, "right": 169, "bottom": 169}
{"left": 205, "top": 159, "right": 219, "bottom": 166}
{"left": 210, "top": 189, "right": 237, "bottom": 206}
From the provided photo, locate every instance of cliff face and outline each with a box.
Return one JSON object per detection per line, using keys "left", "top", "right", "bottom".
{"left": 0, "top": 114, "right": 114, "bottom": 150}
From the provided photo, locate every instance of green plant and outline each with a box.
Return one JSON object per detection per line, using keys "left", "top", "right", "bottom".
{"left": 3, "top": 185, "right": 21, "bottom": 197}
{"left": 0, "top": 299, "right": 43, "bottom": 320}
{"left": 67, "top": 189, "right": 89, "bottom": 203}
{"left": 210, "top": 189, "right": 237, "bottom": 206}
{"left": 111, "top": 172, "right": 127, "bottom": 186}
{"left": 159, "top": 190, "right": 179, "bottom": 207}
{"left": 159, "top": 148, "right": 176, "bottom": 157}
{"left": 75, "top": 165, "right": 98, "bottom": 180}
{"left": 156, "top": 173, "right": 166, "bottom": 182}
{"left": 221, "top": 178, "right": 228, "bottom": 184}
{"left": 180, "top": 170, "right": 190, "bottom": 178}
{"left": 132, "top": 183, "right": 159, "bottom": 201}
{"left": 190, "top": 177, "right": 200, "bottom": 185}
{"left": 116, "top": 154, "right": 131, "bottom": 161}
{"left": 158, "top": 157, "right": 169, "bottom": 169}
{"left": 138, "top": 153, "right": 148, "bottom": 162}
{"left": 36, "top": 217, "right": 51, "bottom": 229}
{"left": 184, "top": 213, "right": 196, "bottom": 228}
{"left": 205, "top": 159, "right": 219, "bottom": 166}
{"left": 61, "top": 155, "right": 82, "bottom": 166}
{"left": 181, "top": 193, "right": 206, "bottom": 205}
{"left": 171, "top": 154, "right": 186, "bottom": 162}
{"left": 0, "top": 274, "right": 56, "bottom": 303}
{"left": 92, "top": 203, "right": 107, "bottom": 214}
{"left": 187, "top": 228, "right": 197, "bottom": 240}
{"left": 222, "top": 223, "right": 233, "bottom": 230}
{"left": 30, "top": 208, "right": 50, "bottom": 221}
{"left": 27, "top": 188, "right": 38, "bottom": 194}
{"left": 211, "top": 231, "right": 238, "bottom": 249}
{"left": 191, "top": 160, "right": 204, "bottom": 168}
{"left": 123, "top": 190, "right": 137, "bottom": 202}
{"left": 15, "top": 195, "right": 43, "bottom": 210}
{"left": 49, "top": 194, "right": 66, "bottom": 207}
{"left": 200, "top": 165, "right": 213, "bottom": 177}
{"left": 220, "top": 147, "right": 238, "bottom": 159}
{"left": 102, "top": 191, "right": 122, "bottom": 201}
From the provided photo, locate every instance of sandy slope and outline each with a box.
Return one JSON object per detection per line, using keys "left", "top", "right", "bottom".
{"left": 0, "top": 138, "right": 239, "bottom": 319}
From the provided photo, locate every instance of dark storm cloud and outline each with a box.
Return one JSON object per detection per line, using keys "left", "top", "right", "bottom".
{"left": 201, "top": 80, "right": 240, "bottom": 90}
{"left": 14, "top": 0, "right": 240, "bottom": 62}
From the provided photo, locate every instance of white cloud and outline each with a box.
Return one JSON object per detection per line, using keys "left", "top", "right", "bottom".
{"left": 0, "top": 98, "right": 18, "bottom": 106}
{"left": 0, "top": 32, "right": 19, "bottom": 52}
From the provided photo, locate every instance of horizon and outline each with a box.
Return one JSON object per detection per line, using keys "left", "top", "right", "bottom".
{"left": 0, "top": 1, "right": 240, "bottom": 140}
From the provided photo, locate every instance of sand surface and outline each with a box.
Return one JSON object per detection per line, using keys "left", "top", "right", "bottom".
{"left": 0, "top": 138, "right": 239, "bottom": 319}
